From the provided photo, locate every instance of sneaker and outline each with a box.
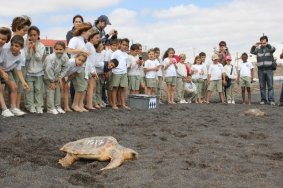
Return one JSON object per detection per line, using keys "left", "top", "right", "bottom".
{"left": 227, "top": 100, "right": 232, "bottom": 104}
{"left": 231, "top": 100, "right": 235, "bottom": 104}
{"left": 159, "top": 100, "right": 164, "bottom": 104}
{"left": 36, "top": 108, "right": 43, "bottom": 114}
{"left": 56, "top": 107, "right": 65, "bottom": 114}
{"left": 187, "top": 99, "right": 192, "bottom": 104}
{"left": 260, "top": 101, "right": 265, "bottom": 105}
{"left": 29, "top": 107, "right": 36, "bottom": 113}
{"left": 179, "top": 100, "right": 188, "bottom": 104}
{"left": 10, "top": 108, "right": 26, "bottom": 116}
{"left": 270, "top": 101, "right": 276, "bottom": 106}
{"left": 47, "top": 109, "right": 59, "bottom": 115}
{"left": 1, "top": 109, "right": 15, "bottom": 117}
{"left": 101, "top": 101, "right": 107, "bottom": 107}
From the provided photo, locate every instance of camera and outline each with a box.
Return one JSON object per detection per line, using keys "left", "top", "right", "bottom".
{"left": 139, "top": 56, "right": 143, "bottom": 60}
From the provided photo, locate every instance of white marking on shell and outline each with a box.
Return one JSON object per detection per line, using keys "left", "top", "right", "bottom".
{"left": 86, "top": 138, "right": 106, "bottom": 147}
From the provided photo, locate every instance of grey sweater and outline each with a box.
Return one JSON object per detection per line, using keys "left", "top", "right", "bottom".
{"left": 250, "top": 44, "right": 276, "bottom": 70}
{"left": 25, "top": 41, "right": 46, "bottom": 76}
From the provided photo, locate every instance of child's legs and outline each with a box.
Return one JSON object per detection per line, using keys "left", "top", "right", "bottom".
{"left": 54, "top": 82, "right": 61, "bottom": 108}
{"left": 241, "top": 87, "right": 246, "bottom": 103}
{"left": 94, "top": 78, "right": 102, "bottom": 106}
{"left": 227, "top": 82, "right": 235, "bottom": 101}
{"left": 111, "top": 87, "right": 118, "bottom": 108}
{"left": 25, "top": 75, "right": 35, "bottom": 110}
{"left": 63, "top": 82, "right": 70, "bottom": 109}
{"left": 176, "top": 77, "right": 183, "bottom": 102}
{"left": 171, "top": 85, "right": 176, "bottom": 102}
{"left": 166, "top": 84, "right": 171, "bottom": 102}
{"left": 34, "top": 76, "right": 44, "bottom": 109}
{"left": 119, "top": 87, "right": 126, "bottom": 107}
{"left": 0, "top": 84, "right": 7, "bottom": 110}
{"left": 247, "top": 87, "right": 251, "bottom": 104}
{"left": 86, "top": 78, "right": 95, "bottom": 107}
{"left": 44, "top": 80, "right": 55, "bottom": 111}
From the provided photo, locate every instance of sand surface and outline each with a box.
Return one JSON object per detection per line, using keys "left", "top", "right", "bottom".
{"left": 0, "top": 92, "right": 283, "bottom": 188}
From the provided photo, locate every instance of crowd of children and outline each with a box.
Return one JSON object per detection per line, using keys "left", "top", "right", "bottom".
{"left": 0, "top": 15, "right": 278, "bottom": 118}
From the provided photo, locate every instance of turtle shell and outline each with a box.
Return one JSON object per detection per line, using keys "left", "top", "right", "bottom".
{"left": 60, "top": 136, "right": 118, "bottom": 155}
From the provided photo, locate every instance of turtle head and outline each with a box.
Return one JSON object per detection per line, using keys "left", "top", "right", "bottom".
{"left": 122, "top": 148, "right": 138, "bottom": 160}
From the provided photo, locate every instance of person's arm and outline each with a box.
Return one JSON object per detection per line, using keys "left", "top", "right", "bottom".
{"left": 33, "top": 43, "right": 46, "bottom": 62}
{"left": 250, "top": 44, "right": 259, "bottom": 55}
{"left": 67, "top": 72, "right": 78, "bottom": 82}
{"left": 66, "top": 48, "right": 90, "bottom": 56}
{"left": 0, "top": 68, "right": 9, "bottom": 81}
{"left": 58, "top": 55, "right": 70, "bottom": 79}
{"left": 16, "top": 70, "right": 29, "bottom": 90}
{"left": 251, "top": 68, "right": 254, "bottom": 82}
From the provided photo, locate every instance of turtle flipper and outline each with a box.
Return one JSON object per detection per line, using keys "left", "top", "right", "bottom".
{"left": 59, "top": 153, "right": 77, "bottom": 167}
{"left": 100, "top": 157, "right": 123, "bottom": 170}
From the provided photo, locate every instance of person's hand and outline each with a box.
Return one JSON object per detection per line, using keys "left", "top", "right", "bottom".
{"left": 0, "top": 71, "right": 9, "bottom": 81}
{"left": 108, "top": 29, "right": 116, "bottom": 36}
{"left": 50, "top": 82, "right": 55, "bottom": 90}
{"left": 255, "top": 42, "right": 261, "bottom": 47}
{"left": 58, "top": 79, "right": 63, "bottom": 90}
{"left": 23, "top": 82, "right": 30, "bottom": 91}
{"left": 223, "top": 80, "right": 227, "bottom": 86}
{"left": 280, "top": 53, "right": 283, "bottom": 59}
{"left": 92, "top": 73, "right": 98, "bottom": 80}
{"left": 80, "top": 49, "right": 90, "bottom": 56}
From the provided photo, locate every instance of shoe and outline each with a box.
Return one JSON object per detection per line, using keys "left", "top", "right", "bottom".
{"left": 56, "top": 107, "right": 65, "bottom": 114}
{"left": 179, "top": 100, "right": 187, "bottom": 104}
{"left": 36, "top": 108, "right": 43, "bottom": 114}
{"left": 270, "top": 101, "right": 276, "bottom": 106}
{"left": 101, "top": 101, "right": 107, "bottom": 107}
{"left": 187, "top": 99, "right": 192, "bottom": 104}
{"left": 1, "top": 109, "right": 15, "bottom": 117}
{"left": 159, "top": 100, "right": 164, "bottom": 104}
{"left": 10, "top": 108, "right": 26, "bottom": 116}
{"left": 47, "top": 109, "right": 59, "bottom": 115}
{"left": 260, "top": 101, "right": 265, "bottom": 105}
{"left": 231, "top": 100, "right": 235, "bottom": 104}
{"left": 29, "top": 107, "right": 36, "bottom": 113}
{"left": 227, "top": 100, "right": 232, "bottom": 104}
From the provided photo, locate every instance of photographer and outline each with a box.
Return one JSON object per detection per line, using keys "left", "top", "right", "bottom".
{"left": 250, "top": 35, "right": 276, "bottom": 105}
{"left": 217, "top": 41, "right": 231, "bottom": 66}
{"left": 93, "top": 15, "right": 117, "bottom": 45}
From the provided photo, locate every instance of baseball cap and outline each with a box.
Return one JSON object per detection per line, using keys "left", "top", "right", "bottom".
{"left": 97, "top": 15, "right": 111, "bottom": 25}
{"left": 226, "top": 55, "right": 232, "bottom": 61}
{"left": 212, "top": 54, "right": 219, "bottom": 60}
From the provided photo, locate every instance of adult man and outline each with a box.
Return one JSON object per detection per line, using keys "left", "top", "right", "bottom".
{"left": 250, "top": 35, "right": 276, "bottom": 105}
{"left": 93, "top": 15, "right": 117, "bottom": 45}
{"left": 279, "top": 51, "right": 283, "bottom": 106}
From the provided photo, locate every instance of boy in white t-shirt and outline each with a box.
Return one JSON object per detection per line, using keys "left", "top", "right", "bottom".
{"left": 206, "top": 54, "right": 226, "bottom": 103}
{"left": 127, "top": 44, "right": 142, "bottom": 94}
{"left": 0, "top": 35, "right": 29, "bottom": 116}
{"left": 110, "top": 38, "right": 130, "bottom": 110}
{"left": 237, "top": 53, "right": 254, "bottom": 105}
{"left": 144, "top": 49, "right": 160, "bottom": 95}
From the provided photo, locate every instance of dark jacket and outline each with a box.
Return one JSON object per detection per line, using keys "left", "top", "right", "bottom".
{"left": 250, "top": 44, "right": 276, "bottom": 70}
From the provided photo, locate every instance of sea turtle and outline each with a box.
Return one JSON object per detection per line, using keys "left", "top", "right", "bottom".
{"left": 59, "top": 136, "right": 138, "bottom": 170}
{"left": 244, "top": 108, "right": 265, "bottom": 117}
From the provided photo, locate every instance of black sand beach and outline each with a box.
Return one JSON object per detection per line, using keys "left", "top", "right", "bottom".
{"left": 0, "top": 91, "right": 283, "bottom": 188}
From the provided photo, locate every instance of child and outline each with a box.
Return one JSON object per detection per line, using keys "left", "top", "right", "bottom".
{"left": 223, "top": 55, "right": 237, "bottom": 104}
{"left": 137, "top": 43, "right": 146, "bottom": 94}
{"left": 66, "top": 22, "right": 92, "bottom": 112}
{"left": 237, "top": 53, "right": 254, "bottom": 105}
{"left": 0, "top": 27, "right": 14, "bottom": 117}
{"left": 85, "top": 30, "right": 100, "bottom": 110}
{"left": 44, "top": 41, "right": 70, "bottom": 114}
{"left": 0, "top": 35, "right": 29, "bottom": 116}
{"left": 191, "top": 56, "right": 205, "bottom": 103}
{"left": 93, "top": 41, "right": 106, "bottom": 109}
{"left": 127, "top": 44, "right": 142, "bottom": 94}
{"left": 154, "top": 47, "right": 164, "bottom": 104}
{"left": 63, "top": 53, "right": 88, "bottom": 112}
{"left": 206, "top": 54, "right": 226, "bottom": 103}
{"left": 199, "top": 52, "right": 209, "bottom": 103}
{"left": 176, "top": 53, "right": 188, "bottom": 104}
{"left": 163, "top": 48, "right": 177, "bottom": 104}
{"left": 184, "top": 74, "right": 197, "bottom": 103}
{"left": 144, "top": 49, "right": 160, "bottom": 96}
{"left": 25, "top": 26, "right": 45, "bottom": 113}
{"left": 10, "top": 16, "right": 32, "bottom": 109}
{"left": 104, "top": 39, "right": 119, "bottom": 106}
{"left": 110, "top": 38, "right": 130, "bottom": 110}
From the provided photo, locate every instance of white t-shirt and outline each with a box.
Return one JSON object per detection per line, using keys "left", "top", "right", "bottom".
{"left": 104, "top": 49, "right": 114, "bottom": 62}
{"left": 68, "top": 36, "right": 87, "bottom": 59}
{"left": 94, "top": 50, "right": 106, "bottom": 74}
{"left": 239, "top": 61, "right": 254, "bottom": 77}
{"left": 163, "top": 57, "right": 177, "bottom": 77}
{"left": 64, "top": 58, "right": 83, "bottom": 77}
{"left": 0, "top": 48, "right": 23, "bottom": 71}
{"left": 127, "top": 54, "right": 142, "bottom": 76}
{"left": 208, "top": 63, "right": 224, "bottom": 81}
{"left": 144, "top": 59, "right": 159, "bottom": 79}
{"left": 111, "top": 50, "right": 128, "bottom": 74}
{"left": 223, "top": 64, "right": 237, "bottom": 79}
{"left": 176, "top": 63, "right": 187, "bottom": 77}
{"left": 191, "top": 64, "right": 204, "bottom": 80}
{"left": 85, "top": 42, "right": 97, "bottom": 79}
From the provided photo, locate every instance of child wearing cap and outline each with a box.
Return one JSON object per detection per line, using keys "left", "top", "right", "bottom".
{"left": 206, "top": 54, "right": 226, "bottom": 103}
{"left": 237, "top": 53, "right": 254, "bottom": 105}
{"left": 223, "top": 55, "right": 237, "bottom": 104}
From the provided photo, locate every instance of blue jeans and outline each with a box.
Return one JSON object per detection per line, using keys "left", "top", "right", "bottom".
{"left": 258, "top": 69, "right": 274, "bottom": 102}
